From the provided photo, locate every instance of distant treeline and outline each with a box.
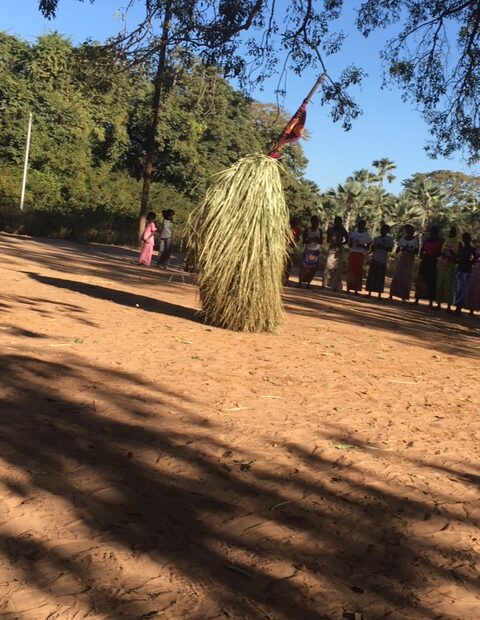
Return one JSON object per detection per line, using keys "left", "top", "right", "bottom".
{"left": 0, "top": 32, "right": 321, "bottom": 244}
{"left": 1, "top": 32, "right": 479, "bottom": 245}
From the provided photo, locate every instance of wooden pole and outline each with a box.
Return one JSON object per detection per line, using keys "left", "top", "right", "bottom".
{"left": 20, "top": 112, "right": 33, "bottom": 210}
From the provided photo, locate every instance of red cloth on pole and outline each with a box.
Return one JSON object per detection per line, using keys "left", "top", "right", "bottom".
{"left": 268, "top": 104, "right": 307, "bottom": 158}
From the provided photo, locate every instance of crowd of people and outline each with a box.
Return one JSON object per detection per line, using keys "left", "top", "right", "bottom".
{"left": 287, "top": 215, "right": 480, "bottom": 315}
{"left": 138, "top": 209, "right": 479, "bottom": 316}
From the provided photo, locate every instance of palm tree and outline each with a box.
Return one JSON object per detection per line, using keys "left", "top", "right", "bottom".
{"left": 349, "top": 168, "right": 377, "bottom": 185}
{"left": 372, "top": 158, "right": 397, "bottom": 187}
{"left": 325, "top": 181, "right": 373, "bottom": 230}
{"left": 387, "top": 196, "right": 424, "bottom": 232}
{"left": 403, "top": 178, "right": 447, "bottom": 231}
{"left": 461, "top": 195, "right": 480, "bottom": 238}
{"left": 367, "top": 186, "right": 398, "bottom": 232}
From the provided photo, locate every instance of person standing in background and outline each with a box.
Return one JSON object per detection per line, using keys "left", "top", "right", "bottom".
{"left": 465, "top": 245, "right": 480, "bottom": 316}
{"left": 389, "top": 224, "right": 419, "bottom": 301}
{"left": 436, "top": 225, "right": 459, "bottom": 311}
{"left": 366, "top": 223, "right": 394, "bottom": 298}
{"left": 138, "top": 211, "right": 157, "bottom": 267}
{"left": 346, "top": 219, "right": 371, "bottom": 294}
{"left": 298, "top": 215, "right": 323, "bottom": 289}
{"left": 415, "top": 225, "right": 444, "bottom": 307}
{"left": 157, "top": 209, "right": 175, "bottom": 269}
{"left": 323, "top": 216, "right": 349, "bottom": 292}
{"left": 455, "top": 232, "right": 475, "bottom": 313}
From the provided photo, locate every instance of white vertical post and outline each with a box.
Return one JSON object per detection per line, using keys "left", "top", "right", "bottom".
{"left": 20, "top": 112, "right": 33, "bottom": 210}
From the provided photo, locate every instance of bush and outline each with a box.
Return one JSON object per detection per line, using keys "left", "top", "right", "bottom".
{"left": 0, "top": 205, "right": 139, "bottom": 246}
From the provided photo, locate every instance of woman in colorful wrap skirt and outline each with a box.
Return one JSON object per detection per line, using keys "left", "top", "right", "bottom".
{"left": 436, "top": 225, "right": 459, "bottom": 311}
{"left": 347, "top": 219, "right": 371, "bottom": 294}
{"left": 298, "top": 215, "right": 323, "bottom": 289}
{"left": 389, "top": 225, "right": 419, "bottom": 301}
{"left": 415, "top": 226, "right": 443, "bottom": 307}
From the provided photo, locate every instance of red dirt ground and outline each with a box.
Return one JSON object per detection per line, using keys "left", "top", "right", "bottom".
{"left": 0, "top": 232, "right": 479, "bottom": 620}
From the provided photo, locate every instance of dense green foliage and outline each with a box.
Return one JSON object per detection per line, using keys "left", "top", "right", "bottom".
{"left": 320, "top": 166, "right": 480, "bottom": 240}
{"left": 1, "top": 32, "right": 478, "bottom": 244}
{"left": 0, "top": 32, "right": 321, "bottom": 242}
{"left": 0, "top": 32, "right": 144, "bottom": 241}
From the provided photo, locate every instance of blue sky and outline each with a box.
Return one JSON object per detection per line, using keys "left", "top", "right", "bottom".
{"left": 3, "top": 0, "right": 478, "bottom": 194}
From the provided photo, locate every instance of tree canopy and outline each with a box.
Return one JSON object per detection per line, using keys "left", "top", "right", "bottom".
{"left": 0, "top": 32, "right": 322, "bottom": 240}
{"left": 2, "top": 27, "right": 479, "bottom": 244}
{"left": 319, "top": 159, "right": 480, "bottom": 239}
{"left": 38, "top": 0, "right": 480, "bottom": 162}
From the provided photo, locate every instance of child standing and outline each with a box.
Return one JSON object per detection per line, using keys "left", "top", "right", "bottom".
{"left": 157, "top": 209, "right": 175, "bottom": 268}
{"left": 138, "top": 211, "right": 157, "bottom": 266}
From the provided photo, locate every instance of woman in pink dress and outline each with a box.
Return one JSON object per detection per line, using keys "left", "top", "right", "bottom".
{"left": 138, "top": 211, "right": 157, "bottom": 266}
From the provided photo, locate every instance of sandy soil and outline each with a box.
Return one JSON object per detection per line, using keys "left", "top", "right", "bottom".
{"left": 0, "top": 232, "right": 479, "bottom": 620}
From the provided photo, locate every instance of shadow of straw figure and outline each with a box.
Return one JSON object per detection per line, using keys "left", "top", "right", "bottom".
{"left": 0, "top": 354, "right": 478, "bottom": 618}
{"left": 27, "top": 272, "right": 201, "bottom": 323}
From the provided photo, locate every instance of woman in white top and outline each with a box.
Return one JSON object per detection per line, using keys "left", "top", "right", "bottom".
{"left": 157, "top": 209, "right": 175, "bottom": 268}
{"left": 346, "top": 219, "right": 371, "bottom": 294}
{"left": 323, "top": 216, "right": 349, "bottom": 292}
{"left": 366, "top": 223, "right": 394, "bottom": 298}
{"left": 389, "top": 224, "right": 419, "bottom": 301}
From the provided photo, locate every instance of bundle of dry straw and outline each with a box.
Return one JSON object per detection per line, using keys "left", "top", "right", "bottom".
{"left": 188, "top": 153, "right": 289, "bottom": 333}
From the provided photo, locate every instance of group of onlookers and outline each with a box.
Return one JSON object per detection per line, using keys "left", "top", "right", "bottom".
{"left": 138, "top": 209, "right": 479, "bottom": 315}
{"left": 287, "top": 215, "right": 480, "bottom": 315}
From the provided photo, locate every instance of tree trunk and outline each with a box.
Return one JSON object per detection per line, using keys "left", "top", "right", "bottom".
{"left": 345, "top": 209, "right": 352, "bottom": 231}
{"left": 138, "top": 1, "right": 172, "bottom": 242}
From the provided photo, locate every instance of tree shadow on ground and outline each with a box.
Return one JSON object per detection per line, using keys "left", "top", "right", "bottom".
{"left": 283, "top": 287, "right": 480, "bottom": 359}
{"left": 3, "top": 232, "right": 479, "bottom": 359}
{"left": 0, "top": 233, "right": 191, "bottom": 290}
{"left": 23, "top": 270, "right": 480, "bottom": 362}
{"left": 0, "top": 353, "right": 478, "bottom": 619}
{"left": 0, "top": 292, "right": 98, "bottom": 327}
